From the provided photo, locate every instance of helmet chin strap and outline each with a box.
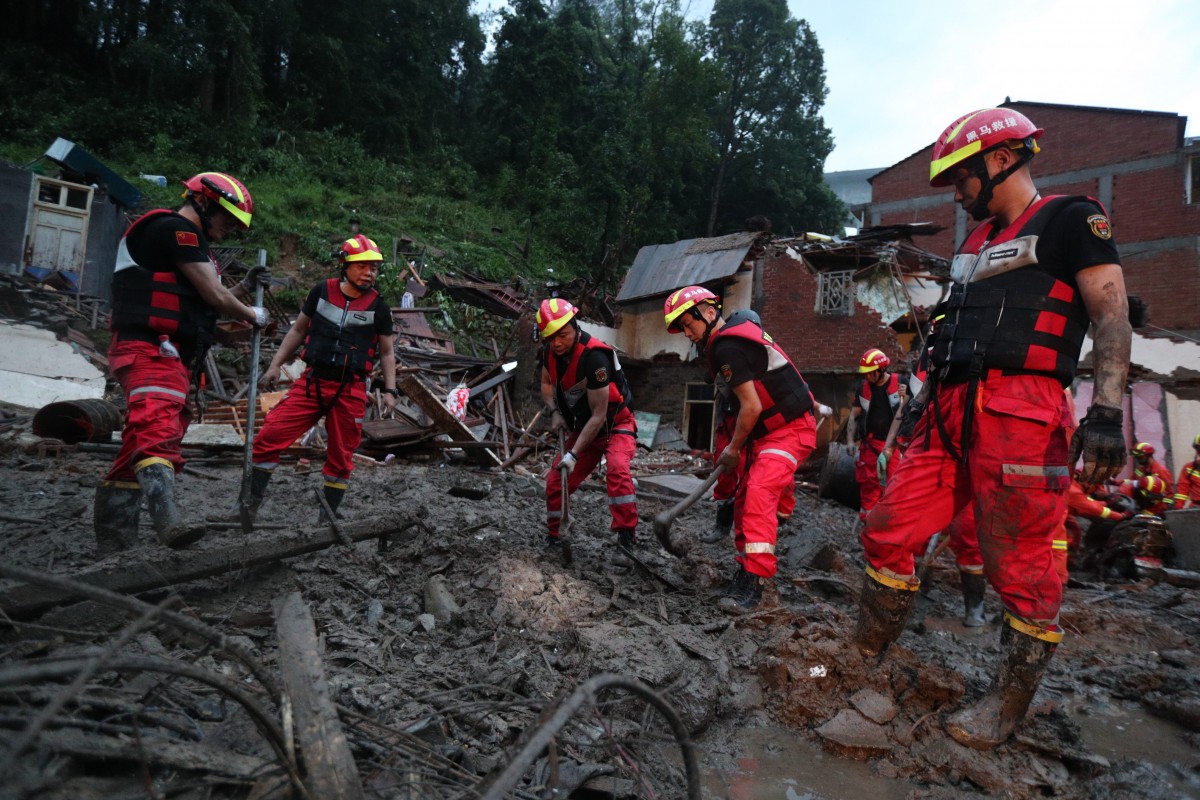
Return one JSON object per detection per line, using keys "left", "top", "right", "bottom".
{"left": 967, "top": 148, "right": 1034, "bottom": 221}
{"left": 188, "top": 196, "right": 218, "bottom": 239}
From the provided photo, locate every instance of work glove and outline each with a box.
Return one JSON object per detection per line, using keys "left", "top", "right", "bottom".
{"left": 1070, "top": 404, "right": 1126, "bottom": 486}
{"left": 238, "top": 264, "right": 272, "bottom": 293}
{"left": 815, "top": 403, "right": 833, "bottom": 419}
{"left": 559, "top": 451, "right": 578, "bottom": 473}
{"left": 250, "top": 306, "right": 270, "bottom": 328}
{"left": 548, "top": 409, "right": 566, "bottom": 433}
{"left": 876, "top": 449, "right": 891, "bottom": 486}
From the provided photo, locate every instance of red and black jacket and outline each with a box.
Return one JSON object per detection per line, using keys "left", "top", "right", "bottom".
{"left": 545, "top": 332, "right": 633, "bottom": 432}
{"left": 928, "top": 195, "right": 1097, "bottom": 386}
{"left": 301, "top": 278, "right": 385, "bottom": 381}
{"left": 110, "top": 209, "right": 217, "bottom": 361}
{"left": 706, "top": 318, "right": 813, "bottom": 440}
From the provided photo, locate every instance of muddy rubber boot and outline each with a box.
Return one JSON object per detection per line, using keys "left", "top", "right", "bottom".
{"left": 318, "top": 481, "right": 347, "bottom": 523}
{"left": 610, "top": 530, "right": 636, "bottom": 568}
{"left": 93, "top": 480, "right": 143, "bottom": 556}
{"left": 207, "top": 467, "right": 273, "bottom": 526}
{"left": 718, "top": 566, "right": 765, "bottom": 613}
{"left": 135, "top": 461, "right": 205, "bottom": 548}
{"left": 852, "top": 567, "right": 919, "bottom": 656}
{"left": 700, "top": 501, "right": 734, "bottom": 543}
{"left": 961, "top": 570, "right": 987, "bottom": 628}
{"left": 945, "top": 617, "right": 1060, "bottom": 749}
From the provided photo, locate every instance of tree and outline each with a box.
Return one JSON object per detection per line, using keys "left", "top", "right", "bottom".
{"left": 703, "top": 0, "right": 841, "bottom": 235}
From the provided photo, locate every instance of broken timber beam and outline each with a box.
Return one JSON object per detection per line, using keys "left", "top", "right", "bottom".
{"left": 0, "top": 515, "right": 417, "bottom": 620}
{"left": 397, "top": 373, "right": 501, "bottom": 468}
{"left": 274, "top": 592, "right": 366, "bottom": 800}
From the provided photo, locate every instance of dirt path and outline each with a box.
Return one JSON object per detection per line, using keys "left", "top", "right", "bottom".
{"left": 1, "top": 434, "right": 1198, "bottom": 799}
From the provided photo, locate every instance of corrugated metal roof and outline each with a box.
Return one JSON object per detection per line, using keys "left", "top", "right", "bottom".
{"left": 616, "top": 232, "right": 758, "bottom": 304}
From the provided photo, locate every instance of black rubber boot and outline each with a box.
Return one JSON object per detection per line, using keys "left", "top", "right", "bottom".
{"left": 945, "top": 617, "right": 1060, "bottom": 749}
{"left": 135, "top": 461, "right": 205, "bottom": 548}
{"left": 717, "top": 566, "right": 765, "bottom": 613}
{"left": 700, "top": 500, "right": 734, "bottom": 543}
{"left": 207, "top": 467, "right": 273, "bottom": 526}
{"left": 93, "top": 480, "right": 142, "bottom": 556}
{"left": 319, "top": 482, "right": 347, "bottom": 523}
{"left": 961, "top": 570, "right": 987, "bottom": 628}
{"left": 853, "top": 568, "right": 919, "bottom": 656}
{"left": 610, "top": 529, "right": 636, "bottom": 567}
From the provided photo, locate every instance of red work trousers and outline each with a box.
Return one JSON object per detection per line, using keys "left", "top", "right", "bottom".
{"left": 546, "top": 411, "right": 638, "bottom": 537}
{"left": 105, "top": 338, "right": 193, "bottom": 482}
{"left": 855, "top": 434, "right": 897, "bottom": 521}
{"left": 736, "top": 414, "right": 816, "bottom": 579}
{"left": 945, "top": 503, "right": 982, "bottom": 571}
{"left": 714, "top": 419, "right": 796, "bottom": 518}
{"left": 861, "top": 373, "right": 1071, "bottom": 624}
{"left": 253, "top": 372, "right": 367, "bottom": 482}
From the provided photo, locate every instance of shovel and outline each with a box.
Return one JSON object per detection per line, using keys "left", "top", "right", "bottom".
{"left": 653, "top": 464, "right": 727, "bottom": 557}
{"left": 238, "top": 251, "right": 266, "bottom": 534}
{"left": 556, "top": 431, "right": 574, "bottom": 565}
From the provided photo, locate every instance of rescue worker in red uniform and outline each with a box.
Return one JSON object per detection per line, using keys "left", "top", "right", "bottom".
{"left": 1173, "top": 435, "right": 1200, "bottom": 509}
{"left": 538, "top": 298, "right": 639, "bottom": 566}
{"left": 847, "top": 348, "right": 902, "bottom": 521}
{"left": 700, "top": 309, "right": 821, "bottom": 543}
{"left": 1130, "top": 442, "right": 1173, "bottom": 499}
{"left": 239, "top": 235, "right": 397, "bottom": 525}
{"left": 853, "top": 108, "right": 1132, "bottom": 749}
{"left": 665, "top": 286, "right": 818, "bottom": 611}
{"left": 94, "top": 172, "right": 268, "bottom": 555}
{"left": 1117, "top": 474, "right": 1171, "bottom": 517}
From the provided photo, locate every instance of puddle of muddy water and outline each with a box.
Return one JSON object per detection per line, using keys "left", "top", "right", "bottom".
{"left": 1074, "top": 704, "right": 1200, "bottom": 799}
{"left": 703, "top": 725, "right": 912, "bottom": 800}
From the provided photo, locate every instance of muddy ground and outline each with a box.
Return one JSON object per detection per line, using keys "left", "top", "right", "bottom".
{"left": 1, "top": 421, "right": 1199, "bottom": 799}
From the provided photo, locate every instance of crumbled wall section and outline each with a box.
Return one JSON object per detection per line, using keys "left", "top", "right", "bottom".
{"left": 757, "top": 250, "right": 906, "bottom": 374}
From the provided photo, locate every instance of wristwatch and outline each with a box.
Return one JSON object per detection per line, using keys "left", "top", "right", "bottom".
{"left": 381, "top": 388, "right": 399, "bottom": 397}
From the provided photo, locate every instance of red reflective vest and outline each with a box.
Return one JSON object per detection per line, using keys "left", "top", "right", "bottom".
{"left": 110, "top": 209, "right": 217, "bottom": 360}
{"left": 545, "top": 332, "right": 632, "bottom": 431}
{"left": 931, "top": 195, "right": 1097, "bottom": 386}
{"left": 706, "top": 319, "right": 813, "bottom": 439}
{"left": 301, "top": 278, "right": 385, "bottom": 380}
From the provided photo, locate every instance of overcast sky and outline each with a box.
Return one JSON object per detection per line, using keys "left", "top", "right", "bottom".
{"left": 474, "top": 0, "right": 1200, "bottom": 173}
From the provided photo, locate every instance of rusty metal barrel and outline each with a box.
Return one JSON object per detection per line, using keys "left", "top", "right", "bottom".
{"left": 817, "top": 441, "right": 860, "bottom": 511}
{"left": 32, "top": 398, "right": 122, "bottom": 444}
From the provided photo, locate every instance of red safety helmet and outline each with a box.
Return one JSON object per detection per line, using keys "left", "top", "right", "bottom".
{"left": 929, "top": 108, "right": 1043, "bottom": 188}
{"left": 339, "top": 234, "right": 384, "bottom": 264}
{"left": 1132, "top": 442, "right": 1155, "bottom": 458}
{"left": 536, "top": 298, "right": 579, "bottom": 339}
{"left": 1193, "top": 434, "right": 1200, "bottom": 449}
{"left": 182, "top": 172, "right": 254, "bottom": 229}
{"left": 1136, "top": 475, "right": 1167, "bottom": 498}
{"left": 858, "top": 348, "right": 890, "bottom": 374}
{"left": 664, "top": 286, "right": 720, "bottom": 333}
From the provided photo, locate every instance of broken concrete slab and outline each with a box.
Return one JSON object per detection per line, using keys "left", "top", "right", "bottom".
{"left": 814, "top": 708, "right": 892, "bottom": 759}
{"left": 850, "top": 688, "right": 899, "bottom": 724}
{"left": 0, "top": 320, "right": 105, "bottom": 408}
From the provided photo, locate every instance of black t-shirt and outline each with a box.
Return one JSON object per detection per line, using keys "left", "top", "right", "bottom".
{"left": 301, "top": 283, "right": 395, "bottom": 338}
{"left": 1033, "top": 199, "right": 1121, "bottom": 276}
{"left": 546, "top": 346, "right": 612, "bottom": 391}
{"left": 709, "top": 336, "right": 767, "bottom": 394}
{"left": 126, "top": 213, "right": 213, "bottom": 276}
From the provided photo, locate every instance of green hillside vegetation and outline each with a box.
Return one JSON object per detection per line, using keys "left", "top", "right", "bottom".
{"left": 1, "top": 0, "right": 846, "bottom": 315}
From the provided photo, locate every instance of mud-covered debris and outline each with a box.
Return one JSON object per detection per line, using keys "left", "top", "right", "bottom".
{"left": 424, "top": 574, "right": 462, "bottom": 623}
{"left": 850, "top": 687, "right": 898, "bottom": 724}
{"left": 814, "top": 708, "right": 892, "bottom": 759}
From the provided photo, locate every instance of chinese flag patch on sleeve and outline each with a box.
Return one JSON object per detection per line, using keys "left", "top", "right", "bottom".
{"left": 176, "top": 231, "right": 199, "bottom": 247}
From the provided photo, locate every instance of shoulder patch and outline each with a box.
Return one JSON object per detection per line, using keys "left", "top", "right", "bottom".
{"left": 1086, "top": 214, "right": 1112, "bottom": 240}
{"left": 720, "top": 364, "right": 733, "bottom": 383}
{"left": 175, "top": 230, "right": 199, "bottom": 247}
{"left": 593, "top": 367, "right": 608, "bottom": 383}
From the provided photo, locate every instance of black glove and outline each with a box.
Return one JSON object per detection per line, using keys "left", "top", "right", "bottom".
{"left": 238, "top": 264, "right": 272, "bottom": 293}
{"left": 897, "top": 398, "right": 926, "bottom": 440}
{"left": 1070, "top": 404, "right": 1125, "bottom": 485}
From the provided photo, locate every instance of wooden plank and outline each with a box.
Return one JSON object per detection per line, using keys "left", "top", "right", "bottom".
{"left": 397, "top": 374, "right": 500, "bottom": 467}
{"left": 274, "top": 592, "right": 365, "bottom": 800}
{"left": 0, "top": 515, "right": 415, "bottom": 620}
